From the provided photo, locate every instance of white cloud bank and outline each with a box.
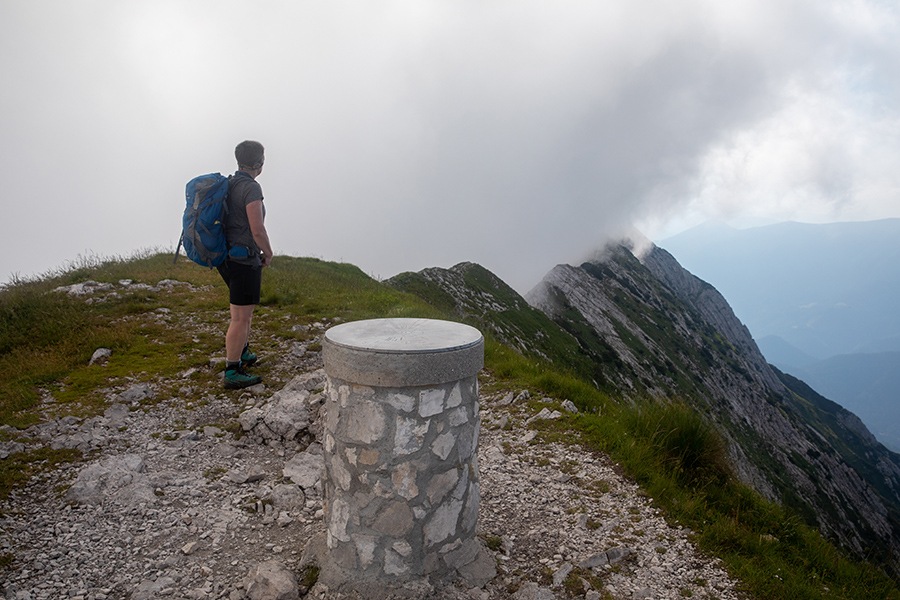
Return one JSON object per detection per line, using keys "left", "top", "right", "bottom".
{"left": 1, "top": 0, "right": 898, "bottom": 292}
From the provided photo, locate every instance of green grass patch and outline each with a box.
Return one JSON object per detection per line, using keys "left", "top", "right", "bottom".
{"left": 299, "top": 564, "right": 320, "bottom": 593}
{"left": 0, "top": 447, "right": 82, "bottom": 500}
{"left": 482, "top": 534, "right": 503, "bottom": 552}
{"left": 0, "top": 254, "right": 231, "bottom": 426}
{"left": 260, "top": 256, "right": 439, "bottom": 321}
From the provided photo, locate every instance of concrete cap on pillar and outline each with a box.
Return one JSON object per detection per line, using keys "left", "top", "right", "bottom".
{"left": 323, "top": 318, "right": 484, "bottom": 387}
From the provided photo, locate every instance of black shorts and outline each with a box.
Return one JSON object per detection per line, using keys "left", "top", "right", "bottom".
{"left": 217, "top": 259, "right": 261, "bottom": 306}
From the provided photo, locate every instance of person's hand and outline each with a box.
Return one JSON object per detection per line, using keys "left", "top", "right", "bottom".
{"left": 261, "top": 252, "right": 273, "bottom": 268}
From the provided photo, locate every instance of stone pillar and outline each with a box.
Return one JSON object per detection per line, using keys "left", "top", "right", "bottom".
{"left": 319, "top": 318, "right": 486, "bottom": 587}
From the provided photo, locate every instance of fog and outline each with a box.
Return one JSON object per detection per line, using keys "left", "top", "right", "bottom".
{"left": 2, "top": 1, "right": 899, "bottom": 292}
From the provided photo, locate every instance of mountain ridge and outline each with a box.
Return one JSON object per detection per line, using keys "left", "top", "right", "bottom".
{"left": 391, "top": 241, "right": 900, "bottom": 574}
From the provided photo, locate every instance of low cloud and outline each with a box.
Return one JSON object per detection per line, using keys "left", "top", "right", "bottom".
{"left": 2, "top": 0, "right": 899, "bottom": 292}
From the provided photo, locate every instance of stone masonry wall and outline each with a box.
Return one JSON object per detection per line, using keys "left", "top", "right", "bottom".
{"left": 322, "top": 373, "right": 481, "bottom": 581}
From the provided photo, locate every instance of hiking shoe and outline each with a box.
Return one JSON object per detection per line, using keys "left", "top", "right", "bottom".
{"left": 241, "top": 347, "right": 258, "bottom": 367}
{"left": 224, "top": 366, "right": 262, "bottom": 390}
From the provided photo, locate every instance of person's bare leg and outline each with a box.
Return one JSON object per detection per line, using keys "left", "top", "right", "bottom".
{"left": 226, "top": 304, "right": 255, "bottom": 362}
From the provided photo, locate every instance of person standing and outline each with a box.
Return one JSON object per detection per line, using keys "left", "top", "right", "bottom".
{"left": 217, "top": 140, "right": 274, "bottom": 389}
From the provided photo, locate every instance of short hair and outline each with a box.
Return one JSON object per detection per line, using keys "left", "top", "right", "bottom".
{"left": 235, "top": 140, "right": 265, "bottom": 170}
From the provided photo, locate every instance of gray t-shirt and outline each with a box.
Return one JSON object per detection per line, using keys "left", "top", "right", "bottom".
{"left": 224, "top": 171, "right": 265, "bottom": 265}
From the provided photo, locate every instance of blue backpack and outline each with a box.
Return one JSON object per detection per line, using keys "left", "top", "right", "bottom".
{"left": 174, "top": 173, "right": 230, "bottom": 267}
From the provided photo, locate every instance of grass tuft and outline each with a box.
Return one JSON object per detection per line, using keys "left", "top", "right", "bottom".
{"left": 623, "top": 401, "right": 732, "bottom": 487}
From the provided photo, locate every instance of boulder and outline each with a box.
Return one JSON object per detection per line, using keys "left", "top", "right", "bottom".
{"left": 270, "top": 483, "right": 306, "bottom": 509}
{"left": 117, "top": 383, "right": 154, "bottom": 405}
{"left": 283, "top": 449, "right": 325, "bottom": 495}
{"left": 89, "top": 348, "right": 112, "bottom": 365}
{"left": 243, "top": 560, "right": 298, "bottom": 600}
{"left": 238, "top": 373, "right": 328, "bottom": 446}
{"left": 131, "top": 576, "right": 177, "bottom": 600}
{"left": 512, "top": 582, "right": 554, "bottom": 600}
{"left": 66, "top": 454, "right": 155, "bottom": 506}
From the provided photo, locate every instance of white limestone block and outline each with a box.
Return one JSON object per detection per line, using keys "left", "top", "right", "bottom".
{"left": 424, "top": 498, "right": 463, "bottom": 546}
{"left": 431, "top": 432, "right": 456, "bottom": 461}
{"left": 345, "top": 400, "right": 386, "bottom": 444}
{"left": 394, "top": 416, "right": 429, "bottom": 457}
{"left": 419, "top": 388, "right": 445, "bottom": 418}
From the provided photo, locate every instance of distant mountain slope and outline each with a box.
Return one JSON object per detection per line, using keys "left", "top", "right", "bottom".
{"left": 659, "top": 219, "right": 900, "bottom": 360}
{"left": 391, "top": 244, "right": 900, "bottom": 574}
{"left": 756, "top": 334, "right": 818, "bottom": 371}
{"left": 792, "top": 352, "right": 900, "bottom": 453}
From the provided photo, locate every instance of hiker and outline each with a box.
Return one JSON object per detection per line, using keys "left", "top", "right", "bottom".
{"left": 218, "top": 140, "right": 274, "bottom": 389}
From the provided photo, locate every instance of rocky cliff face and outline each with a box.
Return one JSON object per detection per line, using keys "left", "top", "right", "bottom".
{"left": 527, "top": 242, "right": 900, "bottom": 570}
{"left": 393, "top": 242, "right": 900, "bottom": 573}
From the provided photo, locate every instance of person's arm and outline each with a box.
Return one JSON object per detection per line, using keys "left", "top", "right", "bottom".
{"left": 246, "top": 200, "right": 274, "bottom": 267}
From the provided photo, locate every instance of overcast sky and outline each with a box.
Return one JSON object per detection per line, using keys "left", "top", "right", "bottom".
{"left": 2, "top": 0, "right": 898, "bottom": 292}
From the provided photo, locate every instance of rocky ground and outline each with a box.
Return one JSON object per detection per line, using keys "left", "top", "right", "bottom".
{"left": 0, "top": 287, "right": 745, "bottom": 599}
